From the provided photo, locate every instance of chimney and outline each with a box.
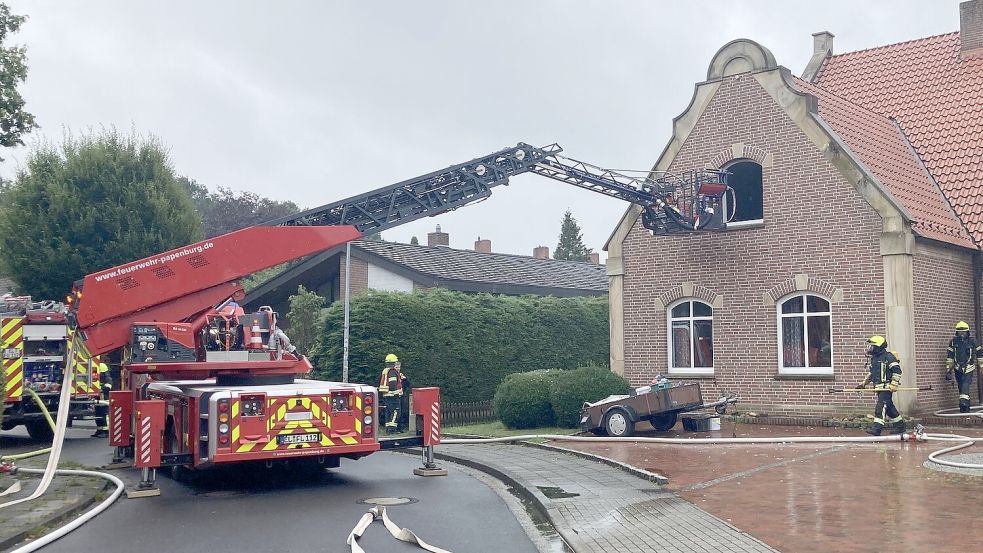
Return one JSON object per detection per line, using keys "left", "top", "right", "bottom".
{"left": 961, "top": 0, "right": 983, "bottom": 59}
{"left": 801, "top": 31, "right": 834, "bottom": 82}
{"left": 588, "top": 252, "right": 600, "bottom": 265}
{"left": 474, "top": 237, "right": 491, "bottom": 253}
{"left": 533, "top": 246, "right": 549, "bottom": 259}
{"left": 427, "top": 224, "right": 449, "bottom": 247}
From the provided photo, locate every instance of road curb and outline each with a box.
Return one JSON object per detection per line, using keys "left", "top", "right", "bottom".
{"left": 442, "top": 433, "right": 670, "bottom": 485}
{"left": 517, "top": 441, "right": 670, "bottom": 485}
{"left": 0, "top": 479, "right": 110, "bottom": 552}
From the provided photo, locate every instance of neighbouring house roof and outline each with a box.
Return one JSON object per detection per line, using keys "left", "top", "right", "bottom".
{"left": 795, "top": 77, "right": 976, "bottom": 248}
{"left": 814, "top": 32, "right": 983, "bottom": 244}
{"left": 353, "top": 240, "right": 607, "bottom": 294}
{"left": 243, "top": 240, "right": 608, "bottom": 309}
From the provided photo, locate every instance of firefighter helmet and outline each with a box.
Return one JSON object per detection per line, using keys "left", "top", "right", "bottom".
{"left": 385, "top": 353, "right": 399, "bottom": 363}
{"left": 955, "top": 321, "right": 970, "bottom": 331}
{"left": 866, "top": 335, "right": 886, "bottom": 348}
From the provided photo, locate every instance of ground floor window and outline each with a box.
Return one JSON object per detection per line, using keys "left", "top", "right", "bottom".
{"left": 667, "top": 299, "right": 713, "bottom": 375}
{"left": 778, "top": 293, "right": 832, "bottom": 375}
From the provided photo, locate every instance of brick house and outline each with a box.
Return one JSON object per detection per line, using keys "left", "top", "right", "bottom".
{"left": 244, "top": 226, "right": 606, "bottom": 314}
{"left": 605, "top": 0, "right": 983, "bottom": 417}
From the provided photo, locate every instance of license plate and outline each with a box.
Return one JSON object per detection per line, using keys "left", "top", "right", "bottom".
{"left": 277, "top": 432, "right": 321, "bottom": 445}
{"left": 3, "top": 348, "right": 21, "bottom": 359}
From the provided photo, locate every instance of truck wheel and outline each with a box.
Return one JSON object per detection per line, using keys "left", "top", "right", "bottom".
{"left": 649, "top": 412, "right": 678, "bottom": 432}
{"left": 603, "top": 408, "right": 635, "bottom": 438}
{"left": 25, "top": 420, "right": 54, "bottom": 442}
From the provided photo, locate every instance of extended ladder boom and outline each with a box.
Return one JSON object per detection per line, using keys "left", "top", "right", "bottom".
{"left": 266, "top": 143, "right": 729, "bottom": 235}
{"left": 70, "top": 142, "right": 728, "bottom": 356}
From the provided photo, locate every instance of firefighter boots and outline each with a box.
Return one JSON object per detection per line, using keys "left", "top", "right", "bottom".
{"left": 889, "top": 420, "right": 906, "bottom": 434}
{"left": 865, "top": 423, "right": 883, "bottom": 436}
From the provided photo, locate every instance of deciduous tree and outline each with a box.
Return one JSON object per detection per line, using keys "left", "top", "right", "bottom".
{"left": 0, "top": 129, "right": 202, "bottom": 298}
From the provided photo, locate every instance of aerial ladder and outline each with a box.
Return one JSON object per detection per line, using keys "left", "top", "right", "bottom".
{"left": 64, "top": 143, "right": 729, "bottom": 494}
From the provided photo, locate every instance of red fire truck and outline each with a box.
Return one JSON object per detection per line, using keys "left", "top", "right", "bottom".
{"left": 65, "top": 143, "right": 728, "bottom": 493}
{"left": 2, "top": 296, "right": 100, "bottom": 439}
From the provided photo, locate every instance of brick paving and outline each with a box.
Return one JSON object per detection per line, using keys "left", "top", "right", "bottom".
{"left": 439, "top": 443, "right": 777, "bottom": 553}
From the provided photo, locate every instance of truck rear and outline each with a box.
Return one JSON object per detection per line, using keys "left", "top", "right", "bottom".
{"left": 131, "top": 379, "right": 380, "bottom": 469}
{"left": 2, "top": 297, "right": 100, "bottom": 439}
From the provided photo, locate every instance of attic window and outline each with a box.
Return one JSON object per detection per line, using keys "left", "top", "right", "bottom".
{"left": 724, "top": 160, "right": 763, "bottom": 226}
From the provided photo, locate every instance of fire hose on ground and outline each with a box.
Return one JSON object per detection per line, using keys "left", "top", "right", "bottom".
{"left": 0, "top": 337, "right": 126, "bottom": 553}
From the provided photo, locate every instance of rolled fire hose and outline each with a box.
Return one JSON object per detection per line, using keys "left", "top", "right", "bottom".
{"left": 348, "top": 505, "right": 451, "bottom": 553}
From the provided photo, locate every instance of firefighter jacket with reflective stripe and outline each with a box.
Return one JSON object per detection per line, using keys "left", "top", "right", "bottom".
{"left": 946, "top": 335, "right": 981, "bottom": 373}
{"left": 869, "top": 350, "right": 902, "bottom": 390}
{"left": 378, "top": 367, "right": 404, "bottom": 396}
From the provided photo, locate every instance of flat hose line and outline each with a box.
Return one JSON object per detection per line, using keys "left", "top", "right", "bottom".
{"left": 348, "top": 505, "right": 451, "bottom": 553}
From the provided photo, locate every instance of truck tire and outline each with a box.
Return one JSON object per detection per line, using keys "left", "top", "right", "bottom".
{"left": 25, "top": 420, "right": 54, "bottom": 442}
{"left": 649, "top": 412, "right": 678, "bottom": 432}
{"left": 603, "top": 408, "right": 635, "bottom": 438}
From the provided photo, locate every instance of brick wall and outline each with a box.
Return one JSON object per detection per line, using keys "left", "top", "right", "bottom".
{"left": 336, "top": 256, "right": 369, "bottom": 301}
{"left": 912, "top": 240, "right": 978, "bottom": 412}
{"left": 622, "top": 74, "right": 886, "bottom": 417}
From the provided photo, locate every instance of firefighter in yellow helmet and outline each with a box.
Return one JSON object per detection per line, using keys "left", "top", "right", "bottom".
{"left": 378, "top": 353, "right": 406, "bottom": 434}
{"left": 856, "top": 335, "right": 904, "bottom": 435}
{"left": 945, "top": 321, "right": 982, "bottom": 413}
{"left": 92, "top": 356, "right": 111, "bottom": 438}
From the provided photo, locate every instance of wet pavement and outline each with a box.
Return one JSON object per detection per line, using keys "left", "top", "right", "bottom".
{"left": 560, "top": 421, "right": 983, "bottom": 553}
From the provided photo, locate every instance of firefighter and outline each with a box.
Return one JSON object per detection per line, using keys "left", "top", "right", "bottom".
{"left": 856, "top": 335, "right": 904, "bottom": 436}
{"left": 378, "top": 353, "right": 405, "bottom": 434}
{"left": 91, "top": 356, "right": 111, "bottom": 438}
{"left": 945, "top": 321, "right": 982, "bottom": 413}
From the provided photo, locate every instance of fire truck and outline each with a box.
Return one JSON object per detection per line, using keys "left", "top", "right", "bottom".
{"left": 1, "top": 296, "right": 100, "bottom": 440}
{"left": 65, "top": 142, "right": 730, "bottom": 493}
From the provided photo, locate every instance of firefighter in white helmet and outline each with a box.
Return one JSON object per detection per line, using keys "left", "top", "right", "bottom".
{"left": 378, "top": 354, "right": 406, "bottom": 434}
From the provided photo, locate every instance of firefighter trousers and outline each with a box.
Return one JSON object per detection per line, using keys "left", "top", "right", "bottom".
{"left": 873, "top": 391, "right": 902, "bottom": 429}
{"left": 382, "top": 394, "right": 403, "bottom": 433}
{"left": 954, "top": 369, "right": 976, "bottom": 411}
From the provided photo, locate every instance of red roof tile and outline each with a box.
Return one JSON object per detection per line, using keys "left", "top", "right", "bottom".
{"left": 814, "top": 32, "right": 983, "bottom": 246}
{"left": 794, "top": 78, "right": 974, "bottom": 248}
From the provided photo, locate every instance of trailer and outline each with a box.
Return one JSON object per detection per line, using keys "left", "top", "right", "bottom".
{"left": 580, "top": 383, "right": 738, "bottom": 437}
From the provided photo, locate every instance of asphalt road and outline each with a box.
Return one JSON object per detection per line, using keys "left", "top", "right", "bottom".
{"left": 1, "top": 426, "right": 541, "bottom": 553}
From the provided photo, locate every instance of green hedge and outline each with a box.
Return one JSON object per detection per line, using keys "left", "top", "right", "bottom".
{"left": 493, "top": 370, "right": 562, "bottom": 429}
{"left": 308, "top": 289, "right": 608, "bottom": 403}
{"left": 550, "top": 367, "right": 630, "bottom": 427}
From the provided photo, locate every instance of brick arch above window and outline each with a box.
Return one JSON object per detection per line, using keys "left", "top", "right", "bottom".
{"left": 654, "top": 282, "right": 723, "bottom": 311}
{"left": 705, "top": 143, "right": 773, "bottom": 170}
{"left": 762, "top": 274, "right": 844, "bottom": 306}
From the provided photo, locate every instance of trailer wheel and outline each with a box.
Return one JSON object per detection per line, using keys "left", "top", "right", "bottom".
{"left": 25, "top": 420, "right": 54, "bottom": 442}
{"left": 649, "top": 412, "right": 678, "bottom": 432}
{"left": 603, "top": 408, "right": 635, "bottom": 437}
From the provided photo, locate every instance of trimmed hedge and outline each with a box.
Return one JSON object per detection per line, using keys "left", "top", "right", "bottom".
{"left": 550, "top": 367, "right": 630, "bottom": 427}
{"left": 308, "top": 289, "right": 608, "bottom": 403}
{"left": 493, "top": 370, "right": 562, "bottom": 429}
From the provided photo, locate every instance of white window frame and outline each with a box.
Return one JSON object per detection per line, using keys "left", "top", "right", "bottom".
{"left": 666, "top": 299, "right": 714, "bottom": 376}
{"left": 777, "top": 293, "right": 834, "bottom": 376}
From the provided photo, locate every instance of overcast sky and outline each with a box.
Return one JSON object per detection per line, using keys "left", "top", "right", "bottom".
{"left": 1, "top": 0, "right": 966, "bottom": 260}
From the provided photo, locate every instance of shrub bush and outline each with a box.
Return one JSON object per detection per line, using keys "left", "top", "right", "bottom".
{"left": 550, "top": 367, "right": 631, "bottom": 427}
{"left": 309, "top": 289, "right": 608, "bottom": 403}
{"left": 493, "top": 370, "right": 561, "bottom": 429}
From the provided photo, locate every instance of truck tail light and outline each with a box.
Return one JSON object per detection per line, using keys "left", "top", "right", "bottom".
{"left": 362, "top": 393, "right": 374, "bottom": 436}
{"left": 217, "top": 398, "right": 231, "bottom": 446}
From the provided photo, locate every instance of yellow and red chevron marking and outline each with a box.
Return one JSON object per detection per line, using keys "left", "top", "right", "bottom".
{"left": 232, "top": 395, "right": 356, "bottom": 454}
{"left": 2, "top": 317, "right": 25, "bottom": 401}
